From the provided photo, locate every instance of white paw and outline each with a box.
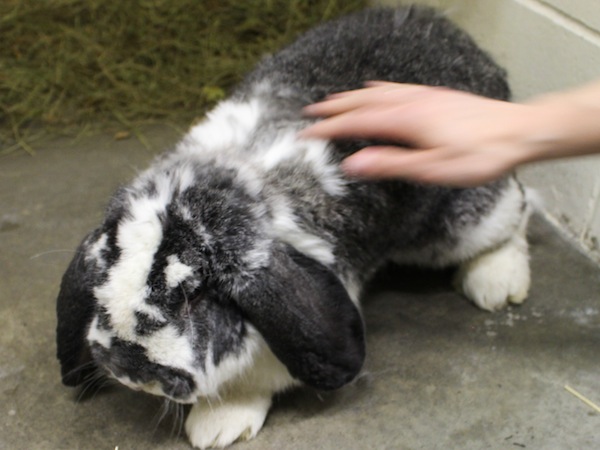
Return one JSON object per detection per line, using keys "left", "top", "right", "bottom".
{"left": 455, "top": 238, "right": 530, "bottom": 312}
{"left": 185, "top": 394, "right": 272, "bottom": 449}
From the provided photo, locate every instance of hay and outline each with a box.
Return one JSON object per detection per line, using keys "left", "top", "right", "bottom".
{"left": 565, "top": 385, "right": 600, "bottom": 413}
{"left": 0, "top": 0, "right": 367, "bottom": 154}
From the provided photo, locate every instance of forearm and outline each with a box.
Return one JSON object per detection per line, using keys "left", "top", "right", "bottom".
{"left": 520, "top": 80, "right": 600, "bottom": 165}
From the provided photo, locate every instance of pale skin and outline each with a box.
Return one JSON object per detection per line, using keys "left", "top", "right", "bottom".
{"left": 300, "top": 81, "right": 600, "bottom": 187}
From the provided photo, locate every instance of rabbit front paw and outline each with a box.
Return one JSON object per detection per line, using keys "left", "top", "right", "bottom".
{"left": 186, "top": 393, "right": 272, "bottom": 449}
{"left": 455, "top": 236, "right": 530, "bottom": 312}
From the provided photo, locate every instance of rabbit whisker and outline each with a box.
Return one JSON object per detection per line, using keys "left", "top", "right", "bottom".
{"left": 29, "top": 249, "right": 77, "bottom": 259}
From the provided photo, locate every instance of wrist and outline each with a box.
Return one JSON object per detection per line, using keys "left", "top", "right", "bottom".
{"left": 521, "top": 89, "right": 600, "bottom": 164}
{"left": 524, "top": 84, "right": 600, "bottom": 161}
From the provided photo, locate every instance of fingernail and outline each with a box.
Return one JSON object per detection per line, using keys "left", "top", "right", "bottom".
{"left": 297, "top": 127, "right": 317, "bottom": 139}
{"left": 364, "top": 80, "right": 387, "bottom": 87}
{"left": 297, "top": 129, "right": 309, "bottom": 139}
{"left": 304, "top": 102, "right": 332, "bottom": 116}
{"left": 302, "top": 105, "right": 318, "bottom": 116}
{"left": 342, "top": 148, "right": 383, "bottom": 176}
{"left": 341, "top": 155, "right": 366, "bottom": 176}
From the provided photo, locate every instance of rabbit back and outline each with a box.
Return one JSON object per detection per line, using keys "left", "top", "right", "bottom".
{"left": 237, "top": 6, "right": 510, "bottom": 104}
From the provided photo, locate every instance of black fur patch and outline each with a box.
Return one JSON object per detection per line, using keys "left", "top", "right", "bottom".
{"left": 134, "top": 311, "right": 167, "bottom": 336}
{"left": 234, "top": 245, "right": 365, "bottom": 390}
{"left": 96, "top": 305, "right": 112, "bottom": 330}
{"left": 56, "top": 234, "right": 98, "bottom": 386}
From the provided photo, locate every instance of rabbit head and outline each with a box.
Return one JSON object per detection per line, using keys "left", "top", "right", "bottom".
{"left": 56, "top": 155, "right": 365, "bottom": 403}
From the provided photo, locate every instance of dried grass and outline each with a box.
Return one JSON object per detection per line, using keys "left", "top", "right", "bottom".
{"left": 0, "top": 0, "right": 366, "bottom": 154}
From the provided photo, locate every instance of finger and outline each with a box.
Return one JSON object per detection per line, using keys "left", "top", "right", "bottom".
{"left": 300, "top": 107, "right": 408, "bottom": 140}
{"left": 342, "top": 146, "right": 506, "bottom": 187}
{"left": 341, "top": 146, "right": 439, "bottom": 179}
{"left": 303, "top": 84, "right": 431, "bottom": 117}
{"left": 302, "top": 87, "right": 386, "bottom": 117}
{"left": 363, "top": 81, "right": 422, "bottom": 89}
{"left": 413, "top": 165, "right": 497, "bottom": 187}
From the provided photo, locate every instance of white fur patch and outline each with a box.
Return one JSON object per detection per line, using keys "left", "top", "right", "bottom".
{"left": 259, "top": 132, "right": 345, "bottom": 197}
{"left": 229, "top": 327, "right": 299, "bottom": 395}
{"left": 242, "top": 242, "right": 271, "bottom": 271}
{"left": 395, "top": 178, "right": 528, "bottom": 267}
{"left": 301, "top": 138, "right": 346, "bottom": 197}
{"left": 260, "top": 130, "right": 299, "bottom": 171}
{"left": 269, "top": 197, "right": 335, "bottom": 266}
{"left": 456, "top": 233, "right": 530, "bottom": 311}
{"left": 132, "top": 161, "right": 196, "bottom": 198}
{"left": 86, "top": 233, "right": 108, "bottom": 268}
{"left": 233, "top": 163, "right": 265, "bottom": 200}
{"left": 339, "top": 272, "right": 363, "bottom": 306}
{"left": 140, "top": 324, "right": 195, "bottom": 371}
{"left": 87, "top": 316, "right": 112, "bottom": 348}
{"left": 173, "top": 163, "right": 197, "bottom": 193}
{"left": 164, "top": 254, "right": 193, "bottom": 288}
{"left": 178, "top": 204, "right": 193, "bottom": 221}
{"left": 196, "top": 329, "right": 263, "bottom": 398}
{"left": 189, "top": 326, "right": 295, "bottom": 401}
{"left": 186, "top": 326, "right": 296, "bottom": 448}
{"left": 93, "top": 190, "right": 169, "bottom": 341}
{"left": 450, "top": 178, "right": 528, "bottom": 262}
{"left": 186, "top": 393, "right": 272, "bottom": 449}
{"left": 186, "top": 99, "right": 263, "bottom": 155}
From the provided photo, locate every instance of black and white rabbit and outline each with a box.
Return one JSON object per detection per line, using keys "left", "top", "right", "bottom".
{"left": 57, "top": 6, "right": 532, "bottom": 449}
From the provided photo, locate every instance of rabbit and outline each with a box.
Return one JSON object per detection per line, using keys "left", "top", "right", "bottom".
{"left": 56, "top": 6, "right": 532, "bottom": 449}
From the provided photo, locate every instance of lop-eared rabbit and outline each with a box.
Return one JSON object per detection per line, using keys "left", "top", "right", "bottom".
{"left": 57, "top": 6, "right": 531, "bottom": 449}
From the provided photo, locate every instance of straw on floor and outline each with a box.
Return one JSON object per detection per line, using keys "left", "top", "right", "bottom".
{"left": 0, "top": 0, "right": 366, "bottom": 154}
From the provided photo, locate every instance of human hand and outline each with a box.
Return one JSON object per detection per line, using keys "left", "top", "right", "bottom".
{"left": 301, "top": 82, "right": 546, "bottom": 187}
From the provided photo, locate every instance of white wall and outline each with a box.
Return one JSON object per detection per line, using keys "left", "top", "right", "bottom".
{"left": 378, "top": 0, "right": 600, "bottom": 262}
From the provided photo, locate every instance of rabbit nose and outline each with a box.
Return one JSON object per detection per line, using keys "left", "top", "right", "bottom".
{"left": 162, "top": 373, "right": 196, "bottom": 400}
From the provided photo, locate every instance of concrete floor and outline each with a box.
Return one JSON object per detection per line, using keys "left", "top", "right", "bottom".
{"left": 1, "top": 128, "right": 599, "bottom": 450}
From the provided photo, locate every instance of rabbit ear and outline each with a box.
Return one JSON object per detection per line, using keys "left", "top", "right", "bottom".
{"left": 56, "top": 234, "right": 98, "bottom": 386}
{"left": 234, "top": 245, "right": 365, "bottom": 390}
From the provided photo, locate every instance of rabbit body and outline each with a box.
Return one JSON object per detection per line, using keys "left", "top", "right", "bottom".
{"left": 57, "top": 7, "right": 531, "bottom": 449}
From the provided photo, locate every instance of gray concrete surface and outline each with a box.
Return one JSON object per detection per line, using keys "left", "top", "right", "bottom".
{"left": 1, "top": 129, "right": 599, "bottom": 450}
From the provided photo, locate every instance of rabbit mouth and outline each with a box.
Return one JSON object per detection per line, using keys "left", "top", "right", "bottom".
{"left": 137, "top": 379, "right": 200, "bottom": 403}
{"left": 112, "top": 372, "right": 200, "bottom": 403}
{"left": 90, "top": 341, "right": 199, "bottom": 402}
{"left": 105, "top": 367, "right": 201, "bottom": 403}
